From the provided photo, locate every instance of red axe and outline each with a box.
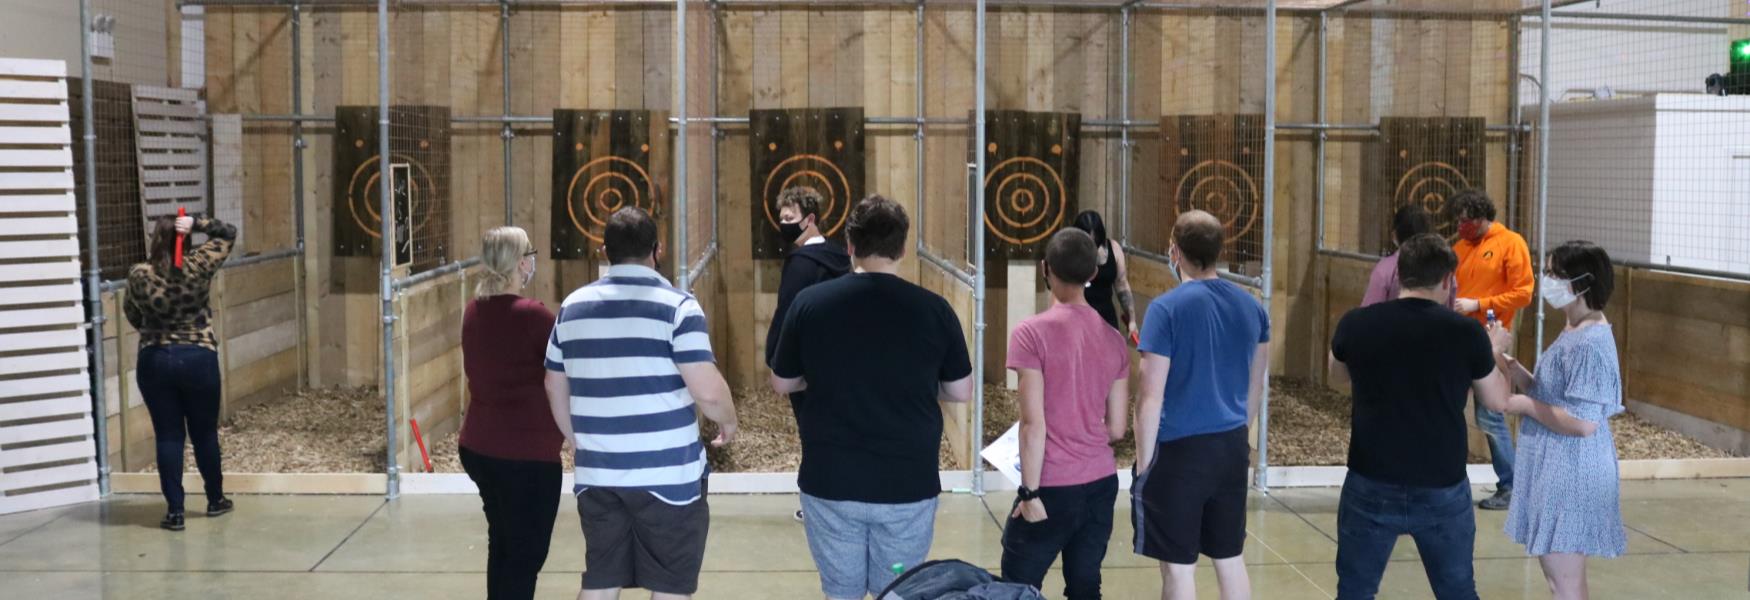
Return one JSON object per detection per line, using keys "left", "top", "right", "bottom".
{"left": 174, "top": 207, "right": 187, "bottom": 269}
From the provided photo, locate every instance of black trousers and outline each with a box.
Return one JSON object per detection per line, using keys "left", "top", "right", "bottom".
{"left": 1000, "top": 474, "right": 1119, "bottom": 600}
{"left": 460, "top": 446, "right": 563, "bottom": 600}
{"left": 136, "top": 344, "right": 224, "bottom": 513}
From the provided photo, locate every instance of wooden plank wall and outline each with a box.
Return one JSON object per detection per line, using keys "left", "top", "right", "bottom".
{"left": 0, "top": 58, "right": 100, "bottom": 514}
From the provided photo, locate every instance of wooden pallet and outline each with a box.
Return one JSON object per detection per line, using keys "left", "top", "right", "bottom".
{"left": 0, "top": 58, "right": 99, "bottom": 515}
{"left": 130, "top": 85, "right": 208, "bottom": 222}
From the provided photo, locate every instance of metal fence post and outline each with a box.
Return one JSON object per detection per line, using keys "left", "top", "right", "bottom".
{"left": 1534, "top": 0, "right": 1551, "bottom": 362}
{"left": 378, "top": 0, "right": 399, "bottom": 500}
{"left": 79, "top": 0, "right": 111, "bottom": 498}
{"left": 1254, "top": 0, "right": 1278, "bottom": 494}
{"left": 675, "top": 0, "right": 689, "bottom": 290}
{"left": 501, "top": 0, "right": 515, "bottom": 226}
{"left": 970, "top": 0, "right": 988, "bottom": 496}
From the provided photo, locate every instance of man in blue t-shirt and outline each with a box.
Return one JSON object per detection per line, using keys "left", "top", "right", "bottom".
{"left": 1132, "top": 210, "right": 1271, "bottom": 600}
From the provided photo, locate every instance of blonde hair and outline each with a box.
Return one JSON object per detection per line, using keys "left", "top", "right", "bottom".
{"left": 476, "top": 226, "right": 533, "bottom": 298}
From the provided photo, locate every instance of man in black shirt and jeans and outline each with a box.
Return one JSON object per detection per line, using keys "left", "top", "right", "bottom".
{"left": 1329, "top": 234, "right": 1582, "bottom": 600}
{"left": 770, "top": 195, "right": 974, "bottom": 600}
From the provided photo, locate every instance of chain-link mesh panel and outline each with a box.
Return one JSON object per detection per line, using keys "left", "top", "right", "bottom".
{"left": 1317, "top": 2, "right": 1519, "bottom": 260}
{"left": 1527, "top": 1, "right": 1750, "bottom": 278}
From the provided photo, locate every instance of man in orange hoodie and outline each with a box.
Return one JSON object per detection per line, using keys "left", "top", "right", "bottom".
{"left": 1448, "top": 190, "right": 1535, "bottom": 511}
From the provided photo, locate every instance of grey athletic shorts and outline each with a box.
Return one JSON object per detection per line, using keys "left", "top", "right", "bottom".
{"left": 799, "top": 493, "right": 938, "bottom": 599}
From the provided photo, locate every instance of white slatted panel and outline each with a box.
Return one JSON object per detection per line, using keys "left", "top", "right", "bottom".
{"left": 131, "top": 85, "right": 207, "bottom": 222}
{"left": 0, "top": 58, "right": 97, "bottom": 515}
{"left": 211, "top": 114, "right": 244, "bottom": 252}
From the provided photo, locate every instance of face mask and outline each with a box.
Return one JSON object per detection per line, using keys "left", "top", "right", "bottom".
{"left": 1539, "top": 272, "right": 1590, "bottom": 309}
{"left": 522, "top": 256, "right": 537, "bottom": 287}
{"left": 1457, "top": 219, "right": 1486, "bottom": 241}
{"left": 779, "top": 219, "right": 805, "bottom": 244}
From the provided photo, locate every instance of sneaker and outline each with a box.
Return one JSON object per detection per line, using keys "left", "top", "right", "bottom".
{"left": 207, "top": 497, "right": 234, "bottom": 517}
{"left": 793, "top": 509, "right": 805, "bottom": 523}
{"left": 1477, "top": 487, "right": 1511, "bottom": 511}
{"left": 161, "top": 512, "right": 186, "bottom": 531}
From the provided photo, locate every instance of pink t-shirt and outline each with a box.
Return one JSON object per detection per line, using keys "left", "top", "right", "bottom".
{"left": 1006, "top": 303, "right": 1132, "bottom": 487}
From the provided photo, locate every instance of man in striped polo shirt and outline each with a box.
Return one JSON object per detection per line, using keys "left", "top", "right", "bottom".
{"left": 544, "top": 207, "right": 737, "bottom": 600}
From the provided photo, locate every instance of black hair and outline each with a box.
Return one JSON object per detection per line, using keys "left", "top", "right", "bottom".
{"left": 1548, "top": 240, "right": 1615, "bottom": 310}
{"left": 1392, "top": 204, "right": 1436, "bottom": 246}
{"left": 1070, "top": 210, "right": 1109, "bottom": 253}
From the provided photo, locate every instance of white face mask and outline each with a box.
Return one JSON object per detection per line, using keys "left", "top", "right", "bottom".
{"left": 1539, "top": 272, "right": 1589, "bottom": 309}
{"left": 522, "top": 255, "right": 537, "bottom": 287}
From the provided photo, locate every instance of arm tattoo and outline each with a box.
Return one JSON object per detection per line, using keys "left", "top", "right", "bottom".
{"left": 1118, "top": 289, "right": 1135, "bottom": 320}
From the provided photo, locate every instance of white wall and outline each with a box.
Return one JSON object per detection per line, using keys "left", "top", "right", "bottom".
{"left": 0, "top": 0, "right": 174, "bottom": 86}
{"left": 1519, "top": 0, "right": 1738, "bottom": 101}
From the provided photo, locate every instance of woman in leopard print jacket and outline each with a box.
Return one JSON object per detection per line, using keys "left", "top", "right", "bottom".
{"left": 124, "top": 214, "right": 237, "bottom": 531}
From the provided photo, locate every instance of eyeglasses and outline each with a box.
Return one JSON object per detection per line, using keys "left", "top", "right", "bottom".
{"left": 524, "top": 251, "right": 538, "bottom": 257}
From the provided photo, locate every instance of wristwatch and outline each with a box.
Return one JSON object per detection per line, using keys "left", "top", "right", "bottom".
{"left": 1017, "top": 486, "right": 1039, "bottom": 501}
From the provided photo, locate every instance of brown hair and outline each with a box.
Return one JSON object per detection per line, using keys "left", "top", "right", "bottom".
{"left": 845, "top": 195, "right": 908, "bottom": 260}
{"left": 146, "top": 216, "right": 179, "bottom": 274}
{"left": 776, "top": 186, "right": 823, "bottom": 222}
{"left": 1396, "top": 233, "right": 1458, "bottom": 290}
{"left": 1171, "top": 210, "right": 1224, "bottom": 270}
{"left": 1044, "top": 228, "right": 1097, "bottom": 285}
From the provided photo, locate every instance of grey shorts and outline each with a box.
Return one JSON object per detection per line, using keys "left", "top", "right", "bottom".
{"left": 800, "top": 493, "right": 939, "bottom": 599}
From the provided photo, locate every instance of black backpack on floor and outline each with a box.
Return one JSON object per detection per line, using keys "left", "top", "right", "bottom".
{"left": 876, "top": 559, "right": 1046, "bottom": 600}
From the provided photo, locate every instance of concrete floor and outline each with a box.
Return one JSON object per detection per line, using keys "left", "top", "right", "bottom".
{"left": 1, "top": 480, "right": 1746, "bottom": 599}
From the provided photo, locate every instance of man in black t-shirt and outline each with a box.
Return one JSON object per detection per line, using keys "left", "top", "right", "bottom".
{"left": 1328, "top": 234, "right": 1565, "bottom": 600}
{"left": 770, "top": 195, "right": 974, "bottom": 600}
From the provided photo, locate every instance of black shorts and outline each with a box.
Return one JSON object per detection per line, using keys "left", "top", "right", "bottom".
{"left": 1132, "top": 425, "right": 1250, "bottom": 564}
{"left": 577, "top": 487, "right": 709, "bottom": 595}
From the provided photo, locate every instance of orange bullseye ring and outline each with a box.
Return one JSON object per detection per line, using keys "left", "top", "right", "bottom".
{"left": 346, "top": 154, "right": 437, "bottom": 240}
{"left": 762, "top": 154, "right": 852, "bottom": 237}
{"left": 982, "top": 156, "right": 1067, "bottom": 246}
{"left": 567, "top": 156, "right": 657, "bottom": 243}
{"left": 1174, "top": 160, "right": 1259, "bottom": 242}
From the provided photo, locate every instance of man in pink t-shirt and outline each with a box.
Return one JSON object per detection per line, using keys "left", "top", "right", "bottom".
{"left": 1001, "top": 228, "right": 1132, "bottom": 600}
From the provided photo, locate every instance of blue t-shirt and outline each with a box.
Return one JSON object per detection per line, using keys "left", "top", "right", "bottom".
{"left": 1138, "top": 279, "right": 1271, "bottom": 442}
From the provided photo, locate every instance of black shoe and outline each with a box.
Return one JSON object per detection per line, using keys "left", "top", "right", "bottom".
{"left": 161, "top": 512, "right": 186, "bottom": 531}
{"left": 793, "top": 509, "right": 805, "bottom": 523}
{"left": 1477, "top": 487, "right": 1511, "bottom": 511}
{"left": 207, "top": 497, "right": 234, "bottom": 517}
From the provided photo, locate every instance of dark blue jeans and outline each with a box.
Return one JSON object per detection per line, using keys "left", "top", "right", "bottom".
{"left": 1001, "top": 474, "right": 1118, "bottom": 600}
{"left": 1474, "top": 406, "right": 1515, "bottom": 489}
{"left": 137, "top": 344, "right": 224, "bottom": 513}
{"left": 1335, "top": 472, "right": 1478, "bottom": 600}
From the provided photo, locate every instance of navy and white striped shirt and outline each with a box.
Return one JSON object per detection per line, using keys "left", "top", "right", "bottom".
{"left": 545, "top": 264, "right": 715, "bottom": 505}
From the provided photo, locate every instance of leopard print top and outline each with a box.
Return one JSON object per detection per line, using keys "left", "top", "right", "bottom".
{"left": 123, "top": 217, "right": 237, "bottom": 351}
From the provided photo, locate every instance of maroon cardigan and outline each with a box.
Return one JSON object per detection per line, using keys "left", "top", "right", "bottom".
{"left": 458, "top": 295, "right": 565, "bottom": 462}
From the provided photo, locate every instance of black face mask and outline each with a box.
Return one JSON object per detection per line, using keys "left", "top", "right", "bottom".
{"left": 779, "top": 220, "right": 805, "bottom": 244}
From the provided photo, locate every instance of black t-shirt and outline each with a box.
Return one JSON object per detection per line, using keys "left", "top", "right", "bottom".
{"left": 1331, "top": 298, "right": 1495, "bottom": 488}
{"left": 771, "top": 272, "right": 973, "bottom": 503}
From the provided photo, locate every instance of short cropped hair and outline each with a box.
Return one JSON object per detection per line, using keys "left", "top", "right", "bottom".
{"left": 1549, "top": 240, "right": 1614, "bottom": 310}
{"left": 776, "top": 186, "right": 823, "bottom": 221}
{"left": 1396, "top": 233, "right": 1458, "bottom": 290}
{"left": 1044, "top": 228, "right": 1098, "bottom": 285}
{"left": 1172, "top": 210, "right": 1224, "bottom": 270}
{"left": 603, "top": 206, "right": 658, "bottom": 264}
{"left": 1392, "top": 204, "right": 1436, "bottom": 246}
{"left": 1446, "top": 189, "right": 1496, "bottom": 222}
{"left": 845, "top": 195, "right": 908, "bottom": 260}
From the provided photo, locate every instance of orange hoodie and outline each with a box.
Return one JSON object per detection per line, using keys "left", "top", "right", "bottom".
{"left": 1453, "top": 223, "right": 1535, "bottom": 329}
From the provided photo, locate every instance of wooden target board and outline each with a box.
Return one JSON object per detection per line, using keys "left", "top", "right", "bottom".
{"left": 332, "top": 105, "right": 451, "bottom": 271}
{"left": 1159, "top": 114, "right": 1265, "bottom": 266}
{"left": 981, "top": 110, "right": 1080, "bottom": 260}
{"left": 749, "top": 107, "right": 864, "bottom": 259}
{"left": 1375, "top": 117, "right": 1486, "bottom": 250}
{"left": 550, "top": 109, "right": 669, "bottom": 259}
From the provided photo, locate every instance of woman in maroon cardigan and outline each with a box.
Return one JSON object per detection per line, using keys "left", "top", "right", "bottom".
{"left": 459, "top": 226, "right": 564, "bottom": 600}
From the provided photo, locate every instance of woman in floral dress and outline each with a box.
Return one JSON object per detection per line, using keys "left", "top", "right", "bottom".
{"left": 1488, "top": 240, "right": 1626, "bottom": 600}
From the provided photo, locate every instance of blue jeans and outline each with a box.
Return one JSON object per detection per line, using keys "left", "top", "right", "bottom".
{"left": 136, "top": 344, "right": 224, "bottom": 513}
{"left": 1474, "top": 405, "right": 1515, "bottom": 489}
{"left": 1335, "top": 472, "right": 1478, "bottom": 600}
